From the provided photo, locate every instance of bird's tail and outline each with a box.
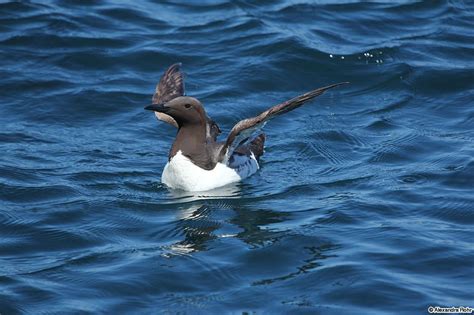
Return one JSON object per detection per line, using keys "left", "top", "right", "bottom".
{"left": 248, "top": 133, "right": 265, "bottom": 162}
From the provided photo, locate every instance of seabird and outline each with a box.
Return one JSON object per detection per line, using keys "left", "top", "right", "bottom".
{"left": 145, "top": 63, "right": 347, "bottom": 191}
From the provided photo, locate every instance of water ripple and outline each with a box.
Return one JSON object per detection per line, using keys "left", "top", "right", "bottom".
{"left": 1, "top": 0, "right": 473, "bottom": 313}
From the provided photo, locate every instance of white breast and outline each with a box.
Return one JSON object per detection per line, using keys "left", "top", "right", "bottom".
{"left": 161, "top": 151, "right": 259, "bottom": 191}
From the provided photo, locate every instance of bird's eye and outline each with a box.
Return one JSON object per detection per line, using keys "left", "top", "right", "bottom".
{"left": 184, "top": 104, "right": 192, "bottom": 109}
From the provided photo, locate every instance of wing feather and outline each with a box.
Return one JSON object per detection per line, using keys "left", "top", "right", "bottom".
{"left": 219, "top": 82, "right": 348, "bottom": 161}
{"left": 152, "top": 63, "right": 185, "bottom": 127}
{"left": 153, "top": 63, "right": 185, "bottom": 104}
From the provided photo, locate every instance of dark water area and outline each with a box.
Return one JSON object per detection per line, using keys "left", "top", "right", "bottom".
{"left": 1, "top": 0, "right": 473, "bottom": 313}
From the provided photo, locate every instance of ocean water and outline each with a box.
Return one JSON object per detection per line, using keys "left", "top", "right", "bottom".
{"left": 1, "top": 0, "right": 473, "bottom": 313}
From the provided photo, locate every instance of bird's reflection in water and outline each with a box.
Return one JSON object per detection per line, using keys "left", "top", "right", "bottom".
{"left": 160, "top": 184, "right": 339, "bottom": 286}
{"left": 161, "top": 184, "right": 289, "bottom": 256}
{"left": 163, "top": 204, "right": 218, "bottom": 256}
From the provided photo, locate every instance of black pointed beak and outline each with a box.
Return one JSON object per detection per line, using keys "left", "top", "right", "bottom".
{"left": 144, "top": 103, "right": 169, "bottom": 113}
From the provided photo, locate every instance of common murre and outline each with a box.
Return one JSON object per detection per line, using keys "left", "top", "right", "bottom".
{"left": 145, "top": 63, "right": 347, "bottom": 191}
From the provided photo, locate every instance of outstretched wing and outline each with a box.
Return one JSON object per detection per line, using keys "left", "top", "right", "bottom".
{"left": 152, "top": 63, "right": 185, "bottom": 127}
{"left": 219, "top": 82, "right": 348, "bottom": 161}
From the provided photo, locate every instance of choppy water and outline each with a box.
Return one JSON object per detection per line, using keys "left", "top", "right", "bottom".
{"left": 1, "top": 1, "right": 473, "bottom": 313}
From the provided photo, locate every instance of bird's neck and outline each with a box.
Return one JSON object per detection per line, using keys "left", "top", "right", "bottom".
{"left": 169, "top": 124, "right": 207, "bottom": 161}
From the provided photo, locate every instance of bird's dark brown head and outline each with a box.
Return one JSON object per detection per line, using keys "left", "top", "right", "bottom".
{"left": 145, "top": 96, "right": 206, "bottom": 127}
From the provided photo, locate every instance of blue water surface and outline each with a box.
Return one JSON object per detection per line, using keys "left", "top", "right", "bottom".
{"left": 1, "top": 1, "right": 473, "bottom": 314}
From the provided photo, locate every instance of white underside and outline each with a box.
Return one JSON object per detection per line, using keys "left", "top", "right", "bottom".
{"left": 162, "top": 151, "right": 259, "bottom": 191}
